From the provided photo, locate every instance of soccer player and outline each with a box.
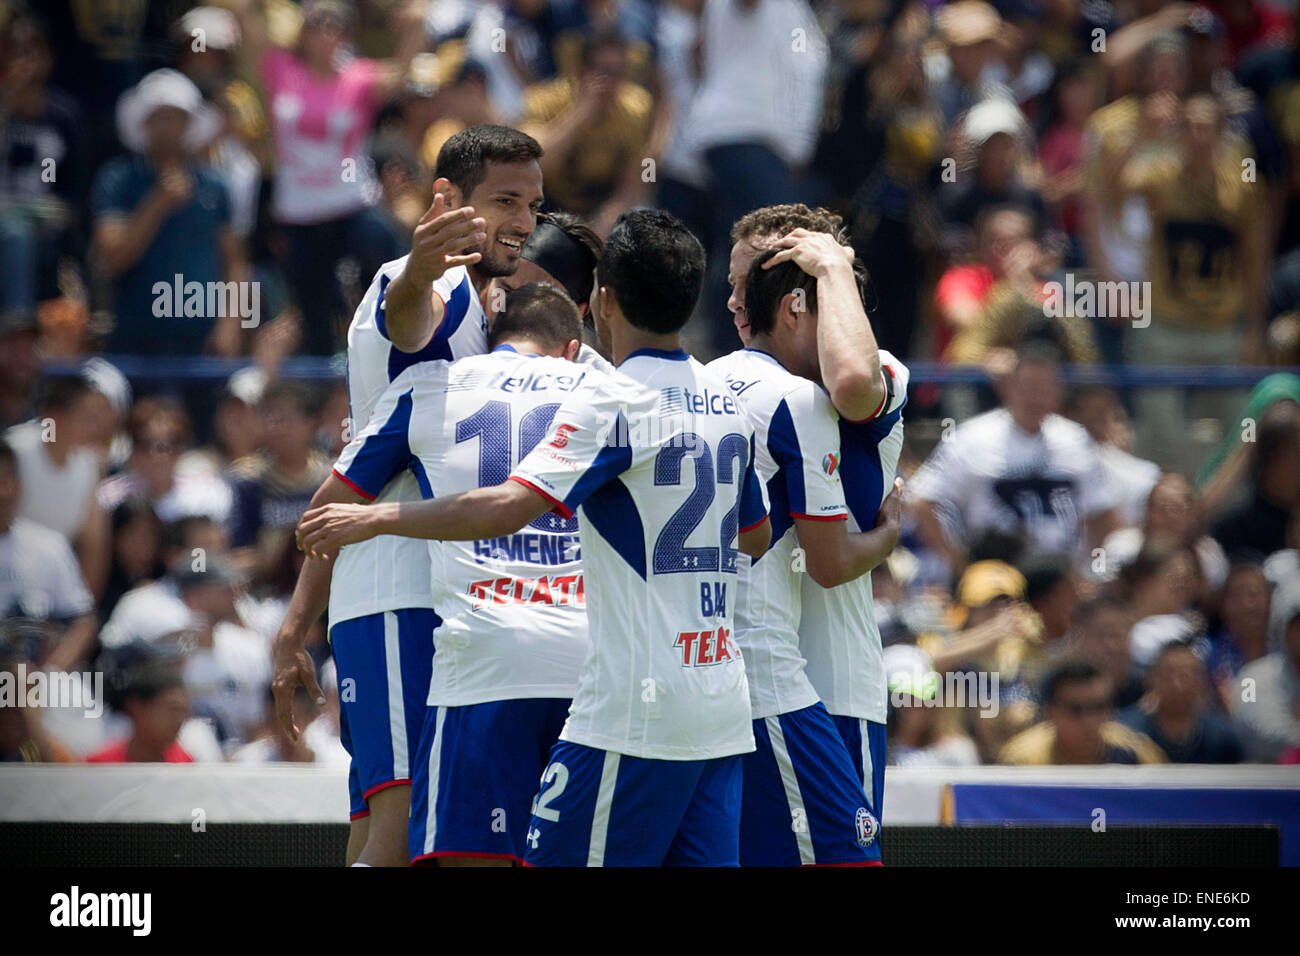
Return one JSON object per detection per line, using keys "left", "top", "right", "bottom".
{"left": 488, "top": 210, "right": 615, "bottom": 371}
{"left": 270, "top": 125, "right": 544, "bottom": 867}
{"left": 309, "top": 283, "right": 595, "bottom": 865}
{"left": 299, "top": 210, "right": 772, "bottom": 866}
{"left": 727, "top": 205, "right": 908, "bottom": 832}
{"left": 707, "top": 246, "right": 903, "bottom": 866}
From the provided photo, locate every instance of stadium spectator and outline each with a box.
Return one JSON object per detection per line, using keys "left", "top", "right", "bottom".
{"left": 226, "top": 381, "right": 331, "bottom": 583}
{"left": 1100, "top": 472, "right": 1229, "bottom": 590}
{"left": 0, "top": 439, "right": 97, "bottom": 672}
{"left": 930, "top": 1, "right": 1009, "bottom": 126}
{"left": 1209, "top": 406, "right": 1300, "bottom": 560}
{"left": 1120, "top": 540, "right": 1204, "bottom": 669}
{"left": 1121, "top": 92, "right": 1269, "bottom": 467}
{"left": 0, "top": 10, "right": 87, "bottom": 315}
{"left": 98, "top": 396, "right": 234, "bottom": 525}
{"left": 5, "top": 376, "right": 105, "bottom": 545}
{"left": 171, "top": 6, "right": 267, "bottom": 242}
{"left": 1203, "top": 562, "right": 1275, "bottom": 702}
{"left": 935, "top": 205, "right": 1097, "bottom": 373}
{"left": 86, "top": 656, "right": 194, "bottom": 764}
{"left": 1118, "top": 641, "right": 1244, "bottom": 763}
{"left": 1230, "top": 575, "right": 1300, "bottom": 762}
{"left": 522, "top": 29, "right": 655, "bottom": 232}
{"left": 91, "top": 68, "right": 251, "bottom": 357}
{"left": 1037, "top": 61, "right": 1100, "bottom": 265}
{"left": 100, "top": 497, "right": 165, "bottom": 624}
{"left": 884, "top": 643, "right": 981, "bottom": 767}
{"left": 909, "top": 343, "right": 1120, "bottom": 574}
{"left": 998, "top": 658, "right": 1166, "bottom": 764}
{"left": 1066, "top": 385, "right": 1160, "bottom": 530}
{"left": 0, "top": 311, "right": 41, "bottom": 431}
{"left": 228, "top": 0, "right": 427, "bottom": 355}
{"left": 1069, "top": 594, "right": 1144, "bottom": 710}
{"left": 687, "top": 0, "right": 828, "bottom": 344}
{"left": 941, "top": 97, "right": 1047, "bottom": 239}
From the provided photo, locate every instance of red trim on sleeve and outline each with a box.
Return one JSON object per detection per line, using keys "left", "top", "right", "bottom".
{"left": 843, "top": 368, "right": 892, "bottom": 424}
{"left": 508, "top": 475, "right": 574, "bottom": 519}
{"left": 791, "top": 511, "right": 849, "bottom": 522}
{"left": 362, "top": 778, "right": 411, "bottom": 802}
{"left": 349, "top": 809, "right": 371, "bottom": 821}
{"left": 739, "top": 514, "right": 770, "bottom": 534}
{"left": 333, "top": 468, "right": 376, "bottom": 501}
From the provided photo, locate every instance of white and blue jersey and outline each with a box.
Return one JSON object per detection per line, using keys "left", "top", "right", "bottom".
{"left": 709, "top": 348, "right": 880, "bottom": 866}
{"left": 331, "top": 260, "right": 487, "bottom": 625}
{"left": 511, "top": 348, "right": 768, "bottom": 762}
{"left": 705, "top": 347, "right": 844, "bottom": 720}
{"left": 333, "top": 346, "right": 596, "bottom": 705}
{"left": 511, "top": 348, "right": 769, "bottom": 867}
{"left": 798, "top": 351, "right": 908, "bottom": 727}
{"left": 329, "top": 261, "right": 485, "bottom": 812}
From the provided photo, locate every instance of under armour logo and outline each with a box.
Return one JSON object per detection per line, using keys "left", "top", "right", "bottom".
{"left": 526, "top": 828, "right": 541, "bottom": 850}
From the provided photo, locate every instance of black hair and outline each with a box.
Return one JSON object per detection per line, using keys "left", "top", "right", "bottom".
{"left": 38, "top": 376, "right": 93, "bottom": 414}
{"left": 744, "top": 247, "right": 818, "bottom": 338}
{"left": 488, "top": 282, "right": 583, "bottom": 352}
{"left": 596, "top": 209, "right": 705, "bottom": 335}
{"left": 1020, "top": 553, "right": 1073, "bottom": 604}
{"left": 1041, "top": 658, "right": 1104, "bottom": 706}
{"left": 434, "top": 124, "right": 543, "bottom": 199}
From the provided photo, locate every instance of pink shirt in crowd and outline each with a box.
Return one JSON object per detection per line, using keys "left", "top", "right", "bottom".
{"left": 261, "top": 47, "right": 383, "bottom": 225}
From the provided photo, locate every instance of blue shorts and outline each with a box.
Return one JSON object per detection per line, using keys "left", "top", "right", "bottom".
{"left": 409, "top": 697, "right": 571, "bottom": 864}
{"left": 330, "top": 608, "right": 438, "bottom": 812}
{"left": 832, "top": 715, "right": 887, "bottom": 823}
{"left": 522, "top": 740, "right": 744, "bottom": 867}
{"left": 338, "top": 704, "right": 366, "bottom": 819}
{"left": 741, "top": 702, "right": 882, "bottom": 865}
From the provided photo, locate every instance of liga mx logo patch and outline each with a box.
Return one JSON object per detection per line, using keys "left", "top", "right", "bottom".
{"left": 855, "top": 806, "right": 879, "bottom": 848}
{"left": 822, "top": 452, "right": 839, "bottom": 476}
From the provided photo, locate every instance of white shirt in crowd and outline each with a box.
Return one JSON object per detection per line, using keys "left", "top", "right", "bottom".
{"left": 910, "top": 409, "right": 1119, "bottom": 563}
{"left": 5, "top": 420, "right": 100, "bottom": 542}
{"left": 0, "top": 516, "right": 93, "bottom": 621}
{"left": 685, "top": 0, "right": 828, "bottom": 169}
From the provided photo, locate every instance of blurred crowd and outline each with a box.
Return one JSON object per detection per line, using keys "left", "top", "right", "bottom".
{"left": 2, "top": 0, "right": 1300, "bottom": 768}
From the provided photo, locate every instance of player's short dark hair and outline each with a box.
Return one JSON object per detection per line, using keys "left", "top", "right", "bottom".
{"left": 1041, "top": 658, "right": 1104, "bottom": 706}
{"left": 434, "top": 124, "right": 543, "bottom": 198}
{"left": 744, "top": 247, "right": 818, "bottom": 337}
{"left": 489, "top": 282, "right": 583, "bottom": 352}
{"left": 526, "top": 211, "right": 601, "bottom": 307}
{"left": 596, "top": 209, "right": 704, "bottom": 335}
{"left": 38, "top": 376, "right": 93, "bottom": 414}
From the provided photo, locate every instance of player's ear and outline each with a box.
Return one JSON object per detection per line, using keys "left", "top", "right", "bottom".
{"left": 563, "top": 338, "right": 581, "bottom": 361}
{"left": 779, "top": 292, "right": 800, "bottom": 332}
{"left": 434, "top": 176, "right": 463, "bottom": 210}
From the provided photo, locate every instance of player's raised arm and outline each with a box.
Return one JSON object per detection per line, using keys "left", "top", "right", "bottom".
{"left": 382, "top": 185, "right": 486, "bottom": 352}
{"left": 763, "top": 229, "right": 886, "bottom": 422}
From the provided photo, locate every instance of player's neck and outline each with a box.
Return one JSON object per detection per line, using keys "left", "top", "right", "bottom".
{"left": 611, "top": 326, "right": 682, "bottom": 366}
